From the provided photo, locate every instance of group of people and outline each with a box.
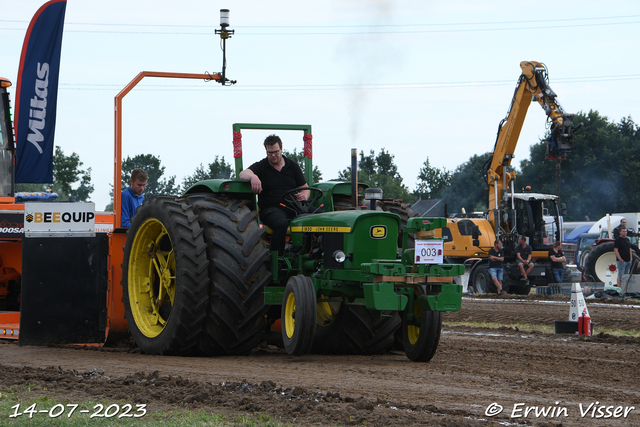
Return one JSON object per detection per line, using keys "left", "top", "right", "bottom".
{"left": 486, "top": 217, "right": 637, "bottom": 294}
{"left": 120, "top": 135, "right": 308, "bottom": 256}
{"left": 488, "top": 236, "right": 567, "bottom": 295}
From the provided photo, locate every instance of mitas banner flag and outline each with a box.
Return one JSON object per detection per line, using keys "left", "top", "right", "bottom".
{"left": 15, "top": 0, "right": 67, "bottom": 183}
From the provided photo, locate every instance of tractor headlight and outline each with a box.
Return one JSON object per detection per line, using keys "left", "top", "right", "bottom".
{"left": 333, "top": 250, "right": 346, "bottom": 263}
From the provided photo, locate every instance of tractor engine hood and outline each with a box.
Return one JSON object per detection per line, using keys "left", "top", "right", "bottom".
{"left": 290, "top": 210, "right": 401, "bottom": 267}
{"left": 290, "top": 210, "right": 400, "bottom": 234}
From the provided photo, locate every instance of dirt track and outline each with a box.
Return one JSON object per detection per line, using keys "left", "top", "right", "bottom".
{"left": 2, "top": 295, "right": 640, "bottom": 426}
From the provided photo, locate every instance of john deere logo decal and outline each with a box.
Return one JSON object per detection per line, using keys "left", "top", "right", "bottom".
{"left": 370, "top": 225, "right": 387, "bottom": 239}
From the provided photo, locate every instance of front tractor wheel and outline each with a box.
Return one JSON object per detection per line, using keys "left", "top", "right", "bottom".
{"left": 403, "top": 287, "right": 442, "bottom": 362}
{"left": 377, "top": 198, "right": 418, "bottom": 248}
{"left": 122, "top": 197, "right": 209, "bottom": 356}
{"left": 282, "top": 275, "right": 317, "bottom": 356}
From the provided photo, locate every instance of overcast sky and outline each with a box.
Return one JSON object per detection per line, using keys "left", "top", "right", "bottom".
{"left": 3, "top": 1, "right": 639, "bottom": 210}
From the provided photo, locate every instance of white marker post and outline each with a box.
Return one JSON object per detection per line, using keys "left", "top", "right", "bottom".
{"left": 569, "top": 283, "right": 590, "bottom": 321}
{"left": 605, "top": 270, "right": 614, "bottom": 287}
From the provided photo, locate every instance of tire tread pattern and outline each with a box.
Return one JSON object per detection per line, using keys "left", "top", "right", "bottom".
{"left": 188, "top": 194, "right": 271, "bottom": 356}
{"left": 312, "top": 306, "right": 401, "bottom": 355}
{"left": 377, "top": 198, "right": 419, "bottom": 248}
{"left": 282, "top": 275, "right": 317, "bottom": 356}
{"left": 404, "top": 310, "right": 442, "bottom": 362}
{"left": 122, "top": 196, "right": 210, "bottom": 356}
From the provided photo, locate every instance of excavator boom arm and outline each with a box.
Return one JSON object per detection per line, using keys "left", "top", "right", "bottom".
{"left": 487, "top": 61, "right": 576, "bottom": 210}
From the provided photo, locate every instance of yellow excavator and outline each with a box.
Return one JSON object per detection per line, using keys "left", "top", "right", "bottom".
{"left": 437, "top": 61, "right": 581, "bottom": 294}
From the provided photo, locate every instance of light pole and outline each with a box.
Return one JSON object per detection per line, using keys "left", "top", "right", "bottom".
{"left": 215, "top": 9, "right": 236, "bottom": 86}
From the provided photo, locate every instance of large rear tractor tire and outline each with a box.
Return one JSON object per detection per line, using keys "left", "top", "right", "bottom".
{"left": 403, "top": 287, "right": 442, "bottom": 362}
{"left": 188, "top": 194, "right": 271, "bottom": 356}
{"left": 311, "top": 303, "right": 401, "bottom": 355}
{"left": 584, "top": 242, "right": 617, "bottom": 284}
{"left": 122, "top": 196, "right": 210, "bottom": 356}
{"left": 377, "top": 198, "right": 419, "bottom": 248}
{"left": 332, "top": 194, "right": 364, "bottom": 211}
{"left": 282, "top": 275, "right": 317, "bottom": 356}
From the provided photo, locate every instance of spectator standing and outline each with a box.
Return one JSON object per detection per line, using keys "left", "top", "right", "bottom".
{"left": 614, "top": 227, "right": 633, "bottom": 287}
{"left": 121, "top": 168, "right": 148, "bottom": 228}
{"left": 548, "top": 240, "right": 566, "bottom": 283}
{"left": 613, "top": 218, "right": 627, "bottom": 239}
{"left": 488, "top": 240, "right": 507, "bottom": 294}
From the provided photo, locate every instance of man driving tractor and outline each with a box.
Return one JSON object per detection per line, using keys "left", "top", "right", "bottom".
{"left": 239, "top": 134, "right": 309, "bottom": 255}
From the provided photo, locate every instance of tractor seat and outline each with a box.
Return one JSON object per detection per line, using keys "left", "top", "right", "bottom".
{"left": 258, "top": 204, "right": 292, "bottom": 236}
{"left": 260, "top": 205, "right": 319, "bottom": 236}
{"left": 263, "top": 224, "right": 291, "bottom": 235}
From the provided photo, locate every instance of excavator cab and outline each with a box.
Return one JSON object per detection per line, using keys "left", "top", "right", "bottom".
{"left": 504, "top": 193, "right": 561, "bottom": 252}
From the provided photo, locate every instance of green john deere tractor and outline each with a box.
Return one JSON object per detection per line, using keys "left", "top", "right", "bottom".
{"left": 121, "top": 123, "right": 463, "bottom": 362}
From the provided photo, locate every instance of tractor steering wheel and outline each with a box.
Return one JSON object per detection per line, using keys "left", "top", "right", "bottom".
{"left": 281, "top": 187, "right": 324, "bottom": 216}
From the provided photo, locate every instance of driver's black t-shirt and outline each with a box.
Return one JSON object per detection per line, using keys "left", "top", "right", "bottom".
{"left": 248, "top": 155, "right": 307, "bottom": 210}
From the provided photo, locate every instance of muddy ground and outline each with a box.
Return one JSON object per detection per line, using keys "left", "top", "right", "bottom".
{"left": 1, "top": 295, "right": 639, "bottom": 426}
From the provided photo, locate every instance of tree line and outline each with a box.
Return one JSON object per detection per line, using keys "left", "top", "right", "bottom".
{"left": 26, "top": 110, "right": 639, "bottom": 220}
{"left": 428, "top": 110, "right": 640, "bottom": 221}
{"left": 16, "top": 146, "right": 93, "bottom": 202}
